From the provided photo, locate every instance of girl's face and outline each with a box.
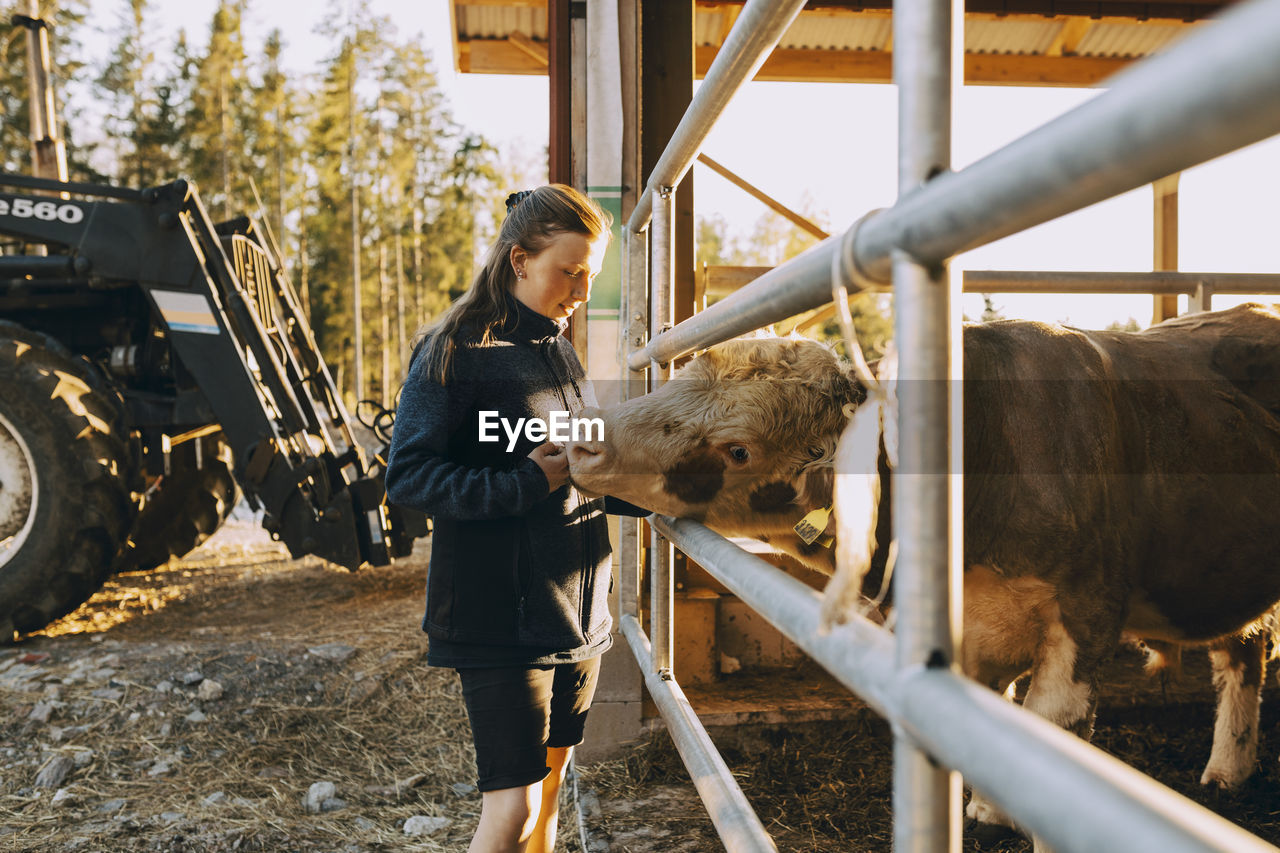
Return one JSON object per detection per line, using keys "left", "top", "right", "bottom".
{"left": 510, "top": 231, "right": 608, "bottom": 322}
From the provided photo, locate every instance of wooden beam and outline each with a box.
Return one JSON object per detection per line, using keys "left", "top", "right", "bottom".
{"left": 693, "top": 45, "right": 1131, "bottom": 86}
{"left": 697, "top": 154, "right": 830, "bottom": 239}
{"left": 454, "top": 0, "right": 545, "bottom": 6}
{"left": 1045, "top": 15, "right": 1094, "bottom": 55}
{"left": 1152, "top": 173, "right": 1180, "bottom": 323}
{"left": 457, "top": 39, "right": 550, "bottom": 75}
{"left": 964, "top": 53, "right": 1131, "bottom": 86}
{"left": 508, "top": 30, "right": 549, "bottom": 66}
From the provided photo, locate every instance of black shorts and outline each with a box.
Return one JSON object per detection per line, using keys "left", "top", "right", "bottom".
{"left": 457, "top": 657, "right": 601, "bottom": 792}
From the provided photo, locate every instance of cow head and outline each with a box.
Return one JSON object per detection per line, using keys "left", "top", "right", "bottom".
{"left": 568, "top": 337, "right": 865, "bottom": 573}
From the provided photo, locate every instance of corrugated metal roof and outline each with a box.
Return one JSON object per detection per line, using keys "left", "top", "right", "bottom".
{"left": 1075, "top": 20, "right": 1190, "bottom": 57}
{"left": 967, "top": 18, "right": 1063, "bottom": 54}
{"left": 454, "top": 5, "right": 547, "bottom": 42}
{"left": 778, "top": 13, "right": 893, "bottom": 51}
{"left": 451, "top": 1, "right": 1213, "bottom": 83}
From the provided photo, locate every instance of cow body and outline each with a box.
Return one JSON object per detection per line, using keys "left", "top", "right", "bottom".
{"left": 569, "top": 303, "right": 1280, "bottom": 825}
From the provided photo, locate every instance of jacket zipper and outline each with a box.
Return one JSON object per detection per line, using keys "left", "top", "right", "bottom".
{"left": 538, "top": 339, "right": 592, "bottom": 638}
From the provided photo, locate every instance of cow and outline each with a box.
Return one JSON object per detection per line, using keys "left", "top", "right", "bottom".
{"left": 568, "top": 302, "right": 1280, "bottom": 834}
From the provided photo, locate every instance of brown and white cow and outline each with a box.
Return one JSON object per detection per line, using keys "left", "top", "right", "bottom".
{"left": 569, "top": 302, "right": 1280, "bottom": 829}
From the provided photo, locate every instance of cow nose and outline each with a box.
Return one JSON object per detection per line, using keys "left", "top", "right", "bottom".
{"left": 568, "top": 406, "right": 607, "bottom": 457}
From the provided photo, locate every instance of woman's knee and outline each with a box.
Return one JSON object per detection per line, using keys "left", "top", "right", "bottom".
{"left": 481, "top": 784, "right": 541, "bottom": 838}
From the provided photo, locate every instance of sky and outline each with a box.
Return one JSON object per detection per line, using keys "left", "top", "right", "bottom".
{"left": 80, "top": 0, "right": 1280, "bottom": 330}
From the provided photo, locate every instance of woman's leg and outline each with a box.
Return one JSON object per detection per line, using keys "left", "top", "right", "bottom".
{"left": 457, "top": 666, "right": 557, "bottom": 853}
{"left": 470, "top": 783, "right": 542, "bottom": 853}
{"left": 526, "top": 745, "right": 572, "bottom": 853}
{"left": 529, "top": 657, "right": 603, "bottom": 853}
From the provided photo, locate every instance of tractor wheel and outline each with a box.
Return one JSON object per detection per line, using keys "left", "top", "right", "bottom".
{"left": 115, "top": 433, "right": 239, "bottom": 572}
{"left": 0, "top": 323, "right": 137, "bottom": 642}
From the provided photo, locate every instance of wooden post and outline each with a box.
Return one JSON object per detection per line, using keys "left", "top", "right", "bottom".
{"left": 640, "top": 0, "right": 695, "bottom": 332}
{"left": 1152, "top": 173, "right": 1180, "bottom": 324}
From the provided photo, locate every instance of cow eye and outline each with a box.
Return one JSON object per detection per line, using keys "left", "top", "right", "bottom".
{"left": 728, "top": 445, "right": 750, "bottom": 464}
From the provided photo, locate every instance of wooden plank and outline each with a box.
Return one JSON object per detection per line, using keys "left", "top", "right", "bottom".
{"left": 964, "top": 53, "right": 1131, "bottom": 87}
{"left": 460, "top": 39, "right": 549, "bottom": 74}
{"left": 704, "top": 265, "right": 773, "bottom": 297}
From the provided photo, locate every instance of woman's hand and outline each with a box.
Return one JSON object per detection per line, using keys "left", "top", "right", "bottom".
{"left": 529, "top": 442, "right": 569, "bottom": 492}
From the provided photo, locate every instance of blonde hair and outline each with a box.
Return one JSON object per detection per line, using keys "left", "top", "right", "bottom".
{"left": 414, "top": 184, "right": 612, "bottom": 383}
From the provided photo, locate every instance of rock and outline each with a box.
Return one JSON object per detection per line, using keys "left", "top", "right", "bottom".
{"left": 90, "top": 688, "right": 124, "bottom": 702}
{"left": 720, "top": 653, "right": 742, "bottom": 674}
{"left": 185, "top": 709, "right": 207, "bottom": 723}
{"left": 307, "top": 642, "right": 356, "bottom": 663}
{"left": 180, "top": 671, "right": 204, "bottom": 686}
{"left": 17, "top": 652, "right": 51, "bottom": 665}
{"left": 160, "top": 811, "right": 184, "bottom": 823}
{"left": 196, "top": 679, "right": 224, "bottom": 701}
{"left": 154, "top": 680, "right": 174, "bottom": 693}
{"left": 51, "top": 788, "right": 75, "bottom": 808}
{"left": 320, "top": 797, "right": 347, "bottom": 812}
{"left": 148, "top": 760, "right": 174, "bottom": 777}
{"left": 353, "top": 816, "right": 377, "bottom": 832}
{"left": 450, "top": 782, "right": 477, "bottom": 796}
{"left": 403, "top": 815, "right": 451, "bottom": 837}
{"left": 304, "top": 781, "right": 336, "bottom": 814}
{"left": 202, "top": 791, "right": 227, "bottom": 806}
{"left": 29, "top": 701, "right": 53, "bottom": 723}
{"left": 34, "top": 754, "right": 75, "bottom": 788}
{"left": 71, "top": 748, "right": 94, "bottom": 767}
{"left": 97, "top": 798, "right": 127, "bottom": 813}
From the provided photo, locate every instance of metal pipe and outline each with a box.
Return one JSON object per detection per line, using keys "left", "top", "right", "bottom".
{"left": 628, "top": 0, "right": 1280, "bottom": 370}
{"left": 626, "top": 0, "right": 808, "bottom": 234}
{"left": 620, "top": 615, "right": 778, "bottom": 852}
{"left": 619, "top": 229, "right": 649, "bottom": 621}
{"left": 648, "top": 515, "right": 1275, "bottom": 853}
{"left": 649, "top": 187, "right": 675, "bottom": 675}
{"left": 891, "top": 0, "right": 961, "bottom": 844}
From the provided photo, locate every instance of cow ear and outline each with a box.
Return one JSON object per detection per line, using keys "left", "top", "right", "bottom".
{"left": 795, "top": 463, "right": 834, "bottom": 510}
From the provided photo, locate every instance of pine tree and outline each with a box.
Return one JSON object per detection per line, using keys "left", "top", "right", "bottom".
{"left": 181, "top": 0, "right": 251, "bottom": 218}
{"left": 96, "top": 0, "right": 152, "bottom": 186}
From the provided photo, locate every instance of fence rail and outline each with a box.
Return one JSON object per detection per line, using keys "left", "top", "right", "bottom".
{"left": 628, "top": 0, "right": 1280, "bottom": 371}
{"left": 617, "top": 0, "right": 1280, "bottom": 848}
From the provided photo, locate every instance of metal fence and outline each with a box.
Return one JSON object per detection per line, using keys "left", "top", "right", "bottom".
{"left": 613, "top": 0, "right": 1280, "bottom": 850}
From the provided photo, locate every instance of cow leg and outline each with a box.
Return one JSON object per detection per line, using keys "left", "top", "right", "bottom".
{"left": 1200, "top": 632, "right": 1265, "bottom": 789}
{"left": 1021, "top": 615, "right": 1100, "bottom": 738}
{"left": 967, "top": 602, "right": 1117, "bottom": 840}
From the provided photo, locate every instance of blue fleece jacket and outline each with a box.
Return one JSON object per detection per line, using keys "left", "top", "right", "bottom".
{"left": 386, "top": 294, "right": 617, "bottom": 666}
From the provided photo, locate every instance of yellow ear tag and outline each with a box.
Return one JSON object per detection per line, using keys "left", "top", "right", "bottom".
{"left": 794, "top": 505, "right": 834, "bottom": 548}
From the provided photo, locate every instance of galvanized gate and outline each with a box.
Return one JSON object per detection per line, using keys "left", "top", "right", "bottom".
{"left": 611, "top": 0, "right": 1280, "bottom": 850}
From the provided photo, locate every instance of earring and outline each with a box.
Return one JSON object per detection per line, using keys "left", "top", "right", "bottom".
{"left": 516, "top": 270, "right": 525, "bottom": 279}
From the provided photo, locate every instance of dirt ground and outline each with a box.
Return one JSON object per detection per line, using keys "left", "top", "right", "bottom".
{"left": 4, "top": 516, "right": 1280, "bottom": 852}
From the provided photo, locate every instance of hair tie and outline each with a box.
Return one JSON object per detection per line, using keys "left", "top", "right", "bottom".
{"left": 505, "top": 190, "right": 533, "bottom": 214}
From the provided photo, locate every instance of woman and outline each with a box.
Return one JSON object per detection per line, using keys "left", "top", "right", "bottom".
{"left": 386, "top": 184, "right": 639, "bottom": 853}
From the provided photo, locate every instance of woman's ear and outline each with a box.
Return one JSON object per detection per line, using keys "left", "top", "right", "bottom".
{"left": 509, "top": 244, "right": 526, "bottom": 277}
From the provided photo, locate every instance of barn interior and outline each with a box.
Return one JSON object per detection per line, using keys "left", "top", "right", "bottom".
{"left": 445, "top": 0, "right": 1276, "bottom": 779}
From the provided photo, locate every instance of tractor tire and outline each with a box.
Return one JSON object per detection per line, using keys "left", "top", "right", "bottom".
{"left": 115, "top": 433, "right": 239, "bottom": 573}
{"left": 0, "top": 323, "right": 138, "bottom": 642}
